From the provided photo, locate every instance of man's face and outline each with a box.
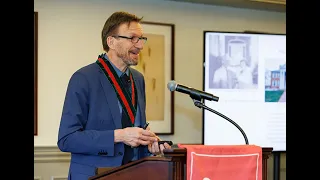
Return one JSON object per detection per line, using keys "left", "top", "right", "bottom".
{"left": 221, "top": 58, "right": 228, "bottom": 67}
{"left": 114, "top": 22, "right": 144, "bottom": 66}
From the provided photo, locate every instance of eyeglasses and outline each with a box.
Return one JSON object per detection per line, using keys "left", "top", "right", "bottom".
{"left": 112, "top": 35, "right": 148, "bottom": 44}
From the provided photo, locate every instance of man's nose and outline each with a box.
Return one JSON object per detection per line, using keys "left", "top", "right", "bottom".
{"left": 134, "top": 40, "right": 144, "bottom": 49}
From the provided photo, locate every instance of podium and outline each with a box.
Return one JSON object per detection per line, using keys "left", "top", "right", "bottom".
{"left": 89, "top": 147, "right": 272, "bottom": 180}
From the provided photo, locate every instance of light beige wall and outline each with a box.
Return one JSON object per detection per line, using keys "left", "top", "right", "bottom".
{"left": 34, "top": 0, "right": 285, "bottom": 179}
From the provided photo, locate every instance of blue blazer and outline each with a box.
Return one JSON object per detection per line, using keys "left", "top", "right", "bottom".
{"left": 57, "top": 62, "right": 149, "bottom": 180}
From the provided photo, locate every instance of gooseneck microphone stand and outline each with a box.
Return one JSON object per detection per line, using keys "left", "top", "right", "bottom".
{"left": 189, "top": 91, "right": 249, "bottom": 145}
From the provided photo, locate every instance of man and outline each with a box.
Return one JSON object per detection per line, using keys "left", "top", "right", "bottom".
{"left": 234, "top": 59, "right": 257, "bottom": 89}
{"left": 212, "top": 55, "right": 232, "bottom": 89}
{"left": 236, "top": 60, "right": 253, "bottom": 88}
{"left": 57, "top": 11, "right": 171, "bottom": 180}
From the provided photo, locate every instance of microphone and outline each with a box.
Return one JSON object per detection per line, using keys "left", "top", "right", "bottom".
{"left": 167, "top": 81, "right": 249, "bottom": 145}
{"left": 167, "top": 80, "right": 219, "bottom": 102}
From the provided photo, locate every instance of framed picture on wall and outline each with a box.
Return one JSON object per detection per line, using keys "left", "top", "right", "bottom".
{"left": 34, "top": 11, "right": 38, "bottom": 136}
{"left": 131, "top": 21, "right": 175, "bottom": 135}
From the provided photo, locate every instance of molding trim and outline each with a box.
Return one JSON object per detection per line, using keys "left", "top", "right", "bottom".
{"left": 34, "top": 177, "right": 42, "bottom": 180}
{"left": 249, "top": 0, "right": 286, "bottom": 5}
{"left": 34, "top": 146, "right": 71, "bottom": 163}
{"left": 51, "top": 176, "right": 68, "bottom": 180}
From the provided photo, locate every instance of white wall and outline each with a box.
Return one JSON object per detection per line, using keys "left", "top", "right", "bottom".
{"left": 34, "top": 0, "right": 285, "bottom": 146}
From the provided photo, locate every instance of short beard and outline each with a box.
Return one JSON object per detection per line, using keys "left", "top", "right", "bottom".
{"left": 116, "top": 52, "right": 138, "bottom": 67}
{"left": 124, "top": 58, "right": 138, "bottom": 66}
{"left": 115, "top": 44, "right": 138, "bottom": 67}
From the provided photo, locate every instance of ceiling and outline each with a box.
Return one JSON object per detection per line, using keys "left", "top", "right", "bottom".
{"left": 166, "top": 0, "right": 286, "bottom": 12}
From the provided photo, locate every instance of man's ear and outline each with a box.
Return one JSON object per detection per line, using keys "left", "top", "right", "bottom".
{"left": 107, "top": 36, "right": 115, "bottom": 50}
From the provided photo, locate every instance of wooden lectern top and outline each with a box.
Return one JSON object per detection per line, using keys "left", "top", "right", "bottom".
{"left": 90, "top": 148, "right": 186, "bottom": 180}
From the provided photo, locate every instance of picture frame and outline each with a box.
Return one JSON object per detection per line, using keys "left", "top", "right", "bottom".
{"left": 134, "top": 21, "right": 175, "bottom": 135}
{"left": 34, "top": 11, "right": 38, "bottom": 136}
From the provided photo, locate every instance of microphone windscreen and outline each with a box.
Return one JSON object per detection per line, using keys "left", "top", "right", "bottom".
{"left": 167, "top": 80, "right": 177, "bottom": 92}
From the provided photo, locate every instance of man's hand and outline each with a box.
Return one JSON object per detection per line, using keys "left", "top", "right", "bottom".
{"left": 145, "top": 126, "right": 172, "bottom": 155}
{"left": 114, "top": 127, "right": 158, "bottom": 147}
{"left": 148, "top": 136, "right": 172, "bottom": 156}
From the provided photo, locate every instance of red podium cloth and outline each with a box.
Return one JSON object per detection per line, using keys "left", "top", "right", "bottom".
{"left": 178, "top": 144, "right": 262, "bottom": 180}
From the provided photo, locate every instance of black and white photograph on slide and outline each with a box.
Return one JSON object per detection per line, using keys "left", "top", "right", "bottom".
{"left": 208, "top": 35, "right": 259, "bottom": 89}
